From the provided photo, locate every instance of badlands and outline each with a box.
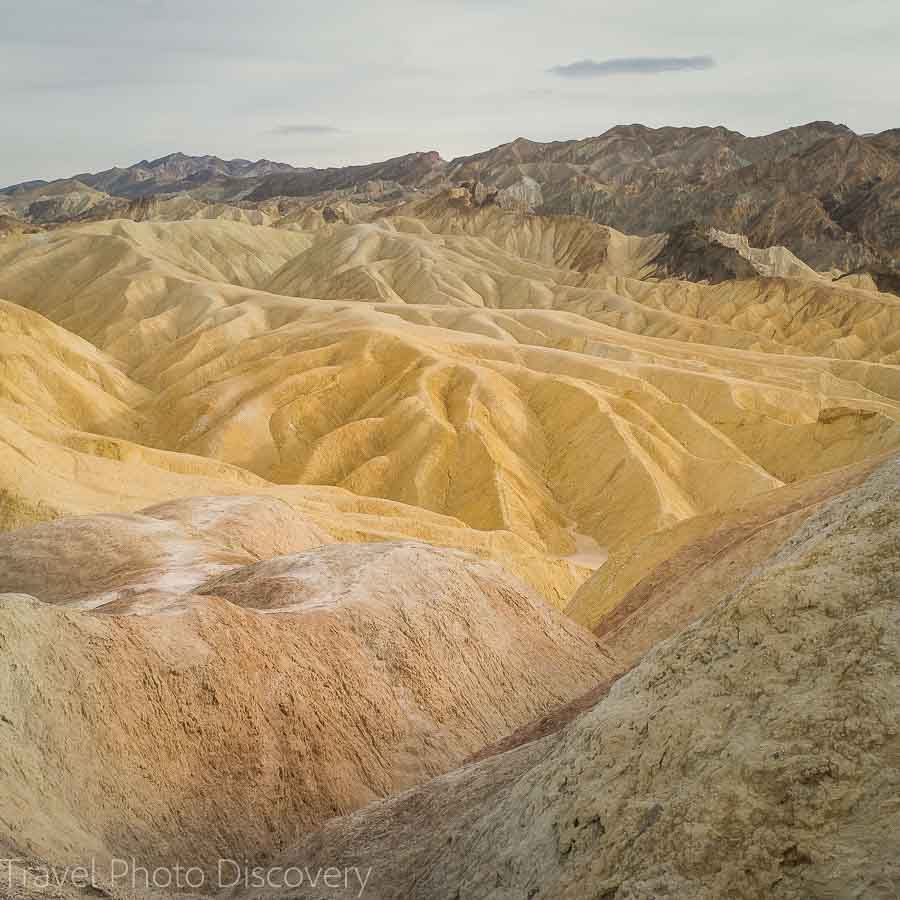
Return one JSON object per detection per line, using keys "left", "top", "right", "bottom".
{"left": 0, "top": 123, "right": 899, "bottom": 899}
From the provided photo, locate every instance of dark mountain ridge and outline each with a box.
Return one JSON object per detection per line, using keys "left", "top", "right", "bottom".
{"left": 3, "top": 122, "right": 898, "bottom": 270}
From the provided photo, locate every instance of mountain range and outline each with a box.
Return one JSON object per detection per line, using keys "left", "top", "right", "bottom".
{"left": 3, "top": 121, "right": 899, "bottom": 273}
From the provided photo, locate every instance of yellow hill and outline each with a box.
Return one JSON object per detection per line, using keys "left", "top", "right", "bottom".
{"left": 0, "top": 212, "right": 898, "bottom": 607}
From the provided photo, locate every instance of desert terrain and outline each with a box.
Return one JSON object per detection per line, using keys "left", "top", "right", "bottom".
{"left": 0, "top": 122, "right": 898, "bottom": 899}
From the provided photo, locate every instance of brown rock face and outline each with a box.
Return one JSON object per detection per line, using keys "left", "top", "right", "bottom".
{"left": 647, "top": 220, "right": 760, "bottom": 283}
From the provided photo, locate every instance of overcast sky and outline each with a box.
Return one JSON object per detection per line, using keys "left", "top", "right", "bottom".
{"left": 2, "top": 0, "right": 898, "bottom": 186}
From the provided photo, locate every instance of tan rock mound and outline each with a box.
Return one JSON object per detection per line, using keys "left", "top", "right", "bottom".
{"left": 0, "top": 526, "right": 611, "bottom": 875}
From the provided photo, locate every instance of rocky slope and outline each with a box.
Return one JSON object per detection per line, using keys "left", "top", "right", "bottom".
{"left": 649, "top": 222, "right": 822, "bottom": 283}
{"left": 250, "top": 452, "right": 900, "bottom": 900}
{"left": 446, "top": 122, "right": 900, "bottom": 271}
{"left": 565, "top": 453, "right": 888, "bottom": 641}
{"left": 0, "top": 498, "right": 610, "bottom": 876}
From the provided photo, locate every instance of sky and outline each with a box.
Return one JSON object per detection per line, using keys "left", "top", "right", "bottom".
{"left": 1, "top": 0, "right": 899, "bottom": 186}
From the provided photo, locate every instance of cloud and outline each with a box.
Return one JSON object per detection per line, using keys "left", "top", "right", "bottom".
{"left": 550, "top": 55, "right": 716, "bottom": 78}
{"left": 270, "top": 124, "right": 344, "bottom": 135}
